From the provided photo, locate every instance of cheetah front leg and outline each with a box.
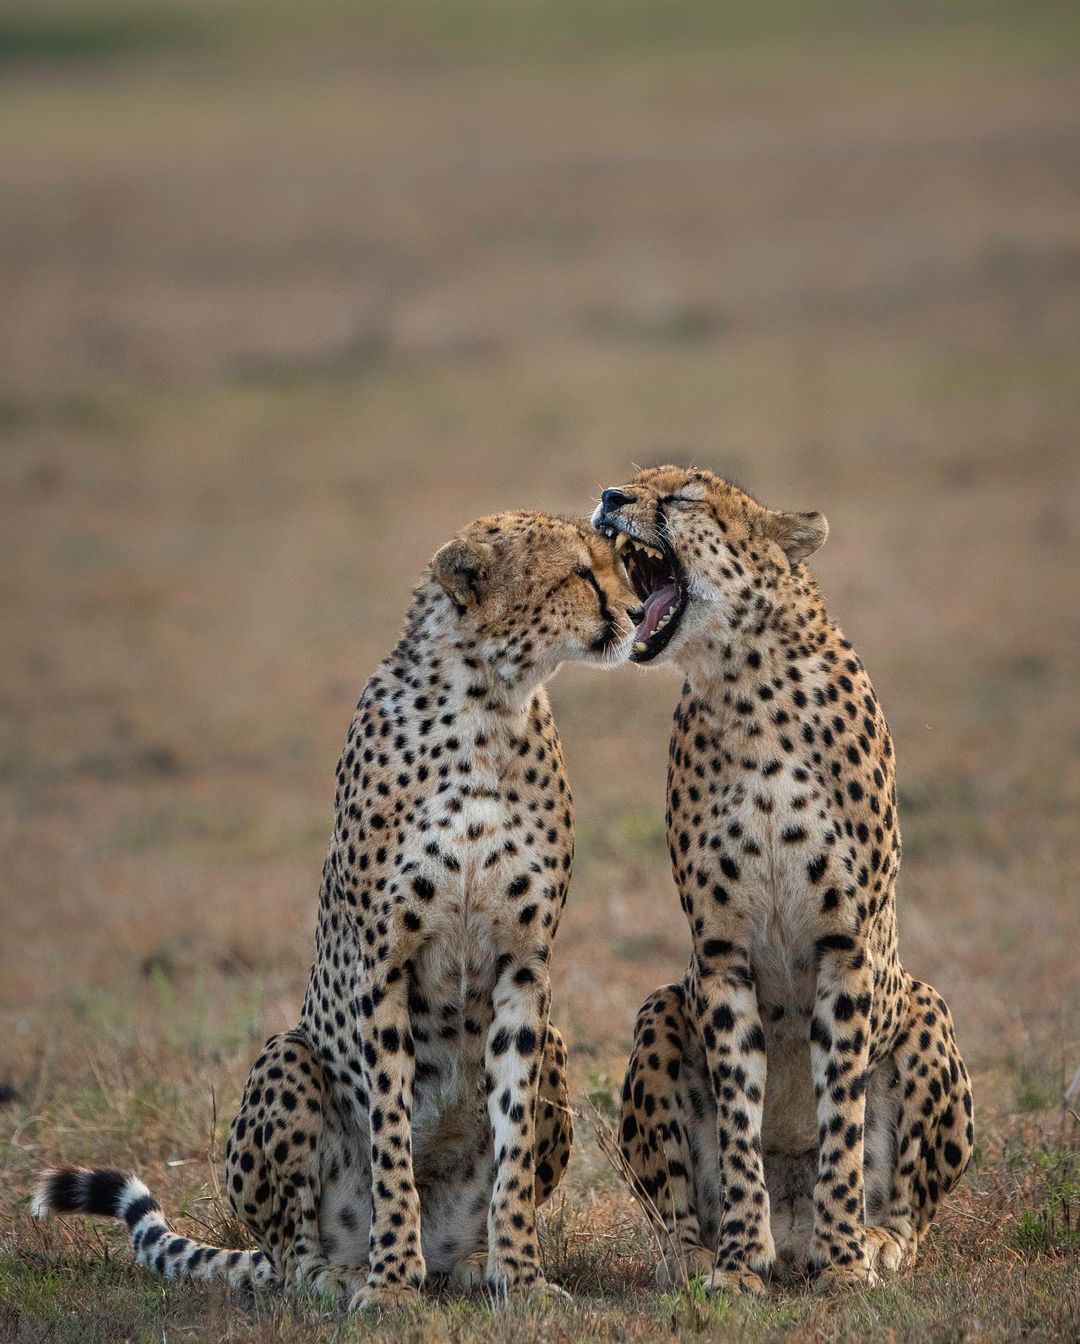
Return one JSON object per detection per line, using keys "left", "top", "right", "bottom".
{"left": 808, "top": 942, "right": 875, "bottom": 1292}
{"left": 694, "top": 947, "right": 774, "bottom": 1294}
{"left": 483, "top": 957, "right": 564, "bottom": 1299}
{"left": 349, "top": 967, "right": 425, "bottom": 1311}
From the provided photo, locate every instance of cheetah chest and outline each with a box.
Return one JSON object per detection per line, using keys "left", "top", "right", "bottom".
{"left": 686, "top": 762, "right": 829, "bottom": 1156}
{"left": 404, "top": 788, "right": 563, "bottom": 1143}
{"left": 710, "top": 785, "right": 825, "bottom": 1007}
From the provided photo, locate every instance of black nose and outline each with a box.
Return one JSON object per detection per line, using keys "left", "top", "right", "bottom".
{"left": 601, "top": 488, "right": 635, "bottom": 513}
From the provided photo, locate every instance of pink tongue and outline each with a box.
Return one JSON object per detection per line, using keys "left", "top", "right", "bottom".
{"left": 635, "top": 582, "right": 679, "bottom": 642}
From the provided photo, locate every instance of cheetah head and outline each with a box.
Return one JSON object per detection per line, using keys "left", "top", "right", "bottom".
{"left": 429, "top": 511, "right": 639, "bottom": 684}
{"left": 591, "top": 466, "right": 827, "bottom": 666}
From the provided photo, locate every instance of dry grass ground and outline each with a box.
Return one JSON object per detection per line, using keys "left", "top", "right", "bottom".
{"left": 1, "top": 3, "right": 1079, "bottom": 1340}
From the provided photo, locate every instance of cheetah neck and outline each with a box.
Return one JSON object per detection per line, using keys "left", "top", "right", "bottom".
{"left": 374, "top": 580, "right": 550, "bottom": 752}
{"left": 676, "top": 570, "right": 836, "bottom": 696}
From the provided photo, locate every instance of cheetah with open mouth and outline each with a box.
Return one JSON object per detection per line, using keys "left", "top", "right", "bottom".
{"left": 594, "top": 466, "right": 973, "bottom": 1293}
{"left": 35, "top": 511, "right": 638, "bottom": 1309}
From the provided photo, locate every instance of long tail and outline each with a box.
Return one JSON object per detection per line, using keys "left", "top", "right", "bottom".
{"left": 32, "top": 1166, "right": 276, "bottom": 1288}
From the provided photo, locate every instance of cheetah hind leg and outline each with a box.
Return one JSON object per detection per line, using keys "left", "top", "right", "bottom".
{"left": 616, "top": 986, "right": 755, "bottom": 1292}
{"left": 534, "top": 1022, "right": 574, "bottom": 1207}
{"left": 522, "top": 1023, "right": 573, "bottom": 1301}
{"left": 863, "top": 980, "right": 974, "bottom": 1276}
{"left": 226, "top": 1030, "right": 363, "bottom": 1304}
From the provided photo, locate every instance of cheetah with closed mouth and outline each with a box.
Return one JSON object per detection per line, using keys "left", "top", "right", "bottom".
{"left": 592, "top": 466, "right": 973, "bottom": 1294}
{"left": 35, "top": 511, "right": 639, "bottom": 1309}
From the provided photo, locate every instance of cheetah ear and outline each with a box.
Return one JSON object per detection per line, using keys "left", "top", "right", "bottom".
{"left": 431, "top": 537, "right": 491, "bottom": 610}
{"left": 762, "top": 510, "right": 828, "bottom": 566}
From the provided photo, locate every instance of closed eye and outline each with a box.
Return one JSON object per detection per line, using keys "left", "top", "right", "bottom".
{"left": 575, "top": 565, "right": 617, "bottom": 639}
{"left": 577, "top": 566, "right": 615, "bottom": 617}
{"left": 574, "top": 565, "right": 602, "bottom": 597}
{"left": 660, "top": 494, "right": 698, "bottom": 506}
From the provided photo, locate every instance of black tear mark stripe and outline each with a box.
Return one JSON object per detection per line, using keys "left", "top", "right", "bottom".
{"left": 32, "top": 1166, "right": 276, "bottom": 1288}
{"left": 575, "top": 566, "right": 617, "bottom": 631}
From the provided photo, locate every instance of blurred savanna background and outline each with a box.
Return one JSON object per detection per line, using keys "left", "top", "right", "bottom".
{"left": 1, "top": 2, "right": 1078, "bottom": 1340}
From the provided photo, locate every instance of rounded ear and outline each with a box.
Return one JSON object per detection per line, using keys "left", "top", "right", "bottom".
{"left": 762, "top": 510, "right": 828, "bottom": 566}
{"left": 431, "top": 537, "right": 491, "bottom": 610}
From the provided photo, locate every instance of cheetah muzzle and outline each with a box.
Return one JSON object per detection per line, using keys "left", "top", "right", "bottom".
{"left": 594, "top": 493, "right": 688, "bottom": 663}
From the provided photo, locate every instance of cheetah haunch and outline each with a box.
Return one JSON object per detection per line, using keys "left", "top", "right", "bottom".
{"left": 593, "top": 467, "right": 973, "bottom": 1292}
{"left": 35, "top": 511, "right": 638, "bottom": 1308}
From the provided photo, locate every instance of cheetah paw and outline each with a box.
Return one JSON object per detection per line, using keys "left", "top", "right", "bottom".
{"left": 812, "top": 1261, "right": 880, "bottom": 1294}
{"left": 865, "top": 1226, "right": 913, "bottom": 1275}
{"left": 701, "top": 1268, "right": 768, "bottom": 1297}
{"left": 310, "top": 1265, "right": 366, "bottom": 1302}
{"left": 348, "top": 1281, "right": 421, "bottom": 1312}
{"left": 518, "top": 1279, "right": 572, "bottom": 1305}
{"left": 655, "top": 1245, "right": 714, "bottom": 1289}
{"left": 447, "top": 1251, "right": 487, "bottom": 1293}
{"left": 484, "top": 1270, "right": 571, "bottom": 1304}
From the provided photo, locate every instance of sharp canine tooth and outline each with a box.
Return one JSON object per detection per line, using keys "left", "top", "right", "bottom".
{"left": 633, "top": 641, "right": 647, "bottom": 653}
{"left": 614, "top": 533, "right": 630, "bottom": 552}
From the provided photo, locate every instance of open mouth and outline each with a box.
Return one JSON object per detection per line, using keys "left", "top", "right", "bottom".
{"left": 612, "top": 531, "right": 687, "bottom": 663}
